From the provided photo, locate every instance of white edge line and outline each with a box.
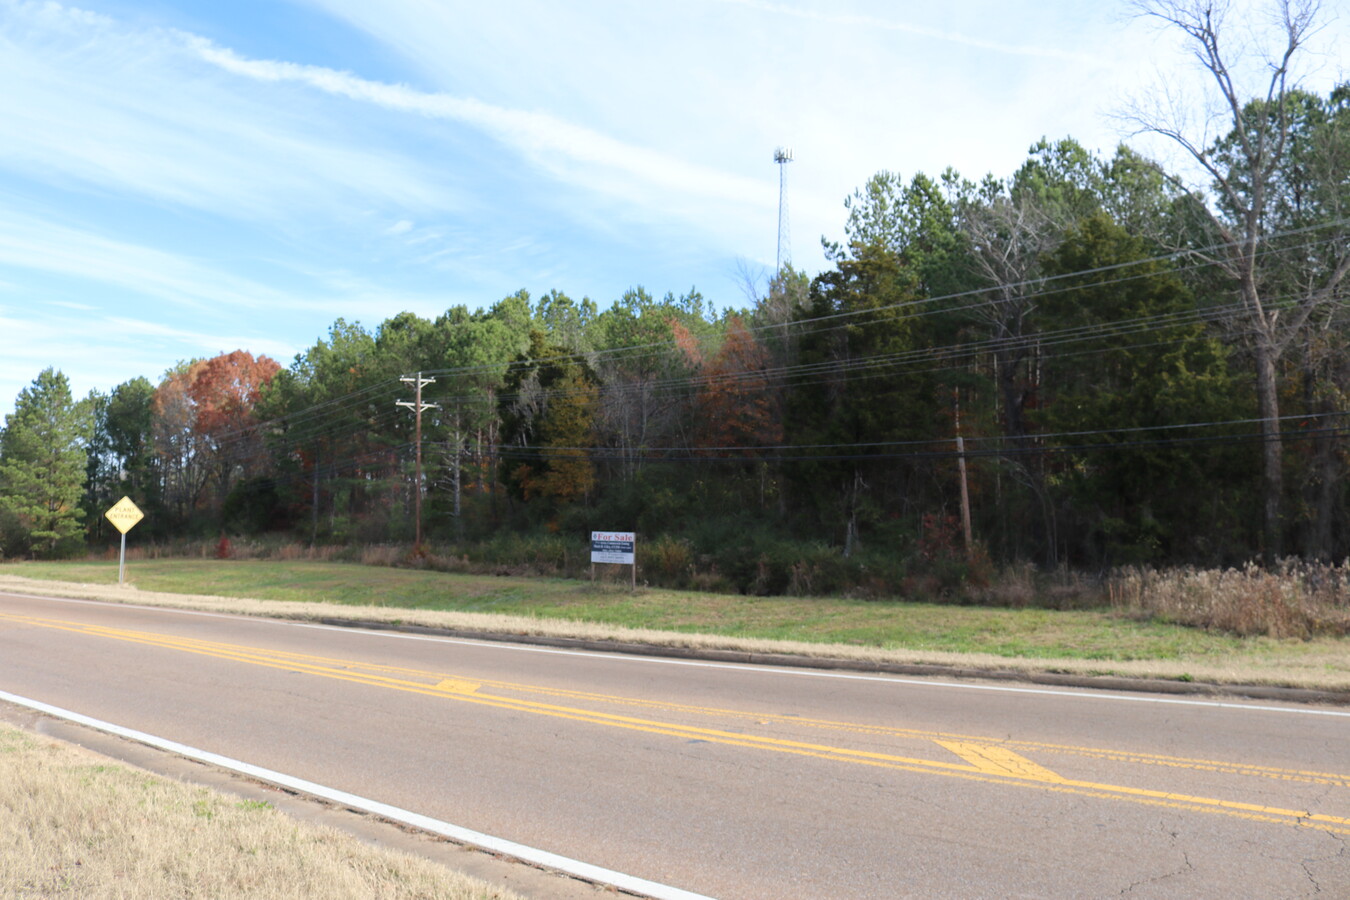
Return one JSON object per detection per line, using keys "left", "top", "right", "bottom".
{"left": 0, "top": 689, "right": 716, "bottom": 900}
{"left": 295, "top": 624, "right": 1350, "bottom": 718}
{"left": 7, "top": 590, "right": 1350, "bottom": 718}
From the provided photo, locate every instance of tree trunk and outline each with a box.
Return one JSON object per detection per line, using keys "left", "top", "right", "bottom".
{"left": 997, "top": 349, "right": 1027, "bottom": 442}
{"left": 1311, "top": 426, "right": 1338, "bottom": 560}
{"left": 843, "top": 468, "right": 862, "bottom": 558}
{"left": 1254, "top": 338, "right": 1283, "bottom": 564}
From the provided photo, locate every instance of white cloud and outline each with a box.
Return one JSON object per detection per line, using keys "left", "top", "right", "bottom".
{"left": 0, "top": 2, "right": 455, "bottom": 225}
{"left": 712, "top": 0, "right": 1105, "bottom": 64}
{"left": 0, "top": 208, "right": 293, "bottom": 312}
{"left": 0, "top": 308, "right": 298, "bottom": 413}
{"left": 101, "top": 316, "right": 297, "bottom": 362}
{"left": 188, "top": 38, "right": 773, "bottom": 217}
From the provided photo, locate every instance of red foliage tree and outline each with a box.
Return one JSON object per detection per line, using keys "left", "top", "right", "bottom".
{"left": 189, "top": 350, "right": 282, "bottom": 440}
{"left": 693, "top": 317, "right": 781, "bottom": 455}
{"left": 153, "top": 351, "right": 280, "bottom": 521}
{"left": 190, "top": 350, "right": 280, "bottom": 502}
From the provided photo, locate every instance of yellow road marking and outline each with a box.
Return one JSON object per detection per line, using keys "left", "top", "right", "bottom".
{"left": 367, "top": 663, "right": 1350, "bottom": 787}
{"left": 937, "top": 741, "right": 1067, "bottom": 782}
{"left": 436, "top": 679, "right": 480, "bottom": 694}
{"left": 12, "top": 609, "right": 1329, "bottom": 784}
{"left": 5, "top": 610, "right": 1349, "bottom": 835}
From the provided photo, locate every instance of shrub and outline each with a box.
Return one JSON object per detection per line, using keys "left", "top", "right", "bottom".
{"left": 643, "top": 534, "right": 694, "bottom": 588}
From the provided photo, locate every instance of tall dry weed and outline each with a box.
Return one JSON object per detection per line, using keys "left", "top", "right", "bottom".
{"left": 1110, "top": 560, "right": 1350, "bottom": 638}
{"left": 360, "top": 544, "right": 402, "bottom": 567}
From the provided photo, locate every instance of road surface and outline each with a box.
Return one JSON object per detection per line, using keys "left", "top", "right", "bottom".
{"left": 1, "top": 589, "right": 1347, "bottom": 898}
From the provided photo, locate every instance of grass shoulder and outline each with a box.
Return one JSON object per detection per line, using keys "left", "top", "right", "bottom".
{"left": 4, "top": 558, "right": 1348, "bottom": 691}
{"left": 0, "top": 723, "right": 522, "bottom": 899}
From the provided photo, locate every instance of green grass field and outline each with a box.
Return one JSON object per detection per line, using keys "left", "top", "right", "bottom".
{"left": 4, "top": 558, "right": 1315, "bottom": 667}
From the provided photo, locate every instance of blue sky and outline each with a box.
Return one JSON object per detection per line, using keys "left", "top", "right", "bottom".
{"left": 1, "top": 0, "right": 1347, "bottom": 418}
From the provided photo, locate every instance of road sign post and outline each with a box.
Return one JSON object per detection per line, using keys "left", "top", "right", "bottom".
{"left": 104, "top": 496, "right": 145, "bottom": 586}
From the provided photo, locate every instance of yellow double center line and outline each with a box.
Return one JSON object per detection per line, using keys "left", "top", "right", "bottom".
{"left": 6, "top": 610, "right": 1349, "bottom": 835}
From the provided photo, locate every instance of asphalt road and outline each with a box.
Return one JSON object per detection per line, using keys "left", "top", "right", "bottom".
{"left": 2, "top": 590, "right": 1348, "bottom": 899}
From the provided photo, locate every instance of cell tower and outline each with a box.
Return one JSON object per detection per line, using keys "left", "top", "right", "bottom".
{"left": 774, "top": 146, "right": 793, "bottom": 273}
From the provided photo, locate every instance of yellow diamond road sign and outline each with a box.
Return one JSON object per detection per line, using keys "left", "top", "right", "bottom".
{"left": 105, "top": 496, "right": 144, "bottom": 534}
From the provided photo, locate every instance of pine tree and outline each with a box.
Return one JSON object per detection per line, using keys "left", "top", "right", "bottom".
{"left": 0, "top": 368, "right": 90, "bottom": 558}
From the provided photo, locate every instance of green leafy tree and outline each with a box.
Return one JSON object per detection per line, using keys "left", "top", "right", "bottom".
{"left": 1127, "top": 1, "right": 1350, "bottom": 560}
{"left": 425, "top": 302, "right": 534, "bottom": 533}
{"left": 81, "top": 388, "right": 113, "bottom": 541}
{"left": 788, "top": 248, "right": 941, "bottom": 554}
{"left": 104, "top": 377, "right": 159, "bottom": 519}
{"left": 592, "top": 287, "right": 712, "bottom": 479}
{"left": 535, "top": 289, "right": 597, "bottom": 354}
{"left": 1037, "top": 213, "right": 1251, "bottom": 563}
{"left": 258, "top": 318, "right": 392, "bottom": 543}
{"left": 0, "top": 369, "right": 90, "bottom": 557}
{"left": 499, "top": 330, "right": 599, "bottom": 507}
{"left": 827, "top": 169, "right": 969, "bottom": 299}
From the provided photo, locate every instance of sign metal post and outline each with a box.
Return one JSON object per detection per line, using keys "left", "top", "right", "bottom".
{"left": 104, "top": 496, "right": 145, "bottom": 585}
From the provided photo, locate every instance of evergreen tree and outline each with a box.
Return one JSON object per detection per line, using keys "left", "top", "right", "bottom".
{"left": 0, "top": 369, "right": 90, "bottom": 558}
{"left": 499, "top": 330, "right": 599, "bottom": 507}
{"left": 788, "top": 247, "right": 941, "bottom": 554}
{"left": 1037, "top": 213, "right": 1252, "bottom": 564}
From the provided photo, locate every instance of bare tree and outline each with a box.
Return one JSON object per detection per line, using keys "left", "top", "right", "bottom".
{"left": 962, "top": 192, "right": 1059, "bottom": 442}
{"left": 1125, "top": 0, "right": 1350, "bottom": 561}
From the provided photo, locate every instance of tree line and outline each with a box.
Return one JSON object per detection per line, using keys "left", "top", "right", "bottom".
{"left": 3, "top": 1, "right": 1347, "bottom": 589}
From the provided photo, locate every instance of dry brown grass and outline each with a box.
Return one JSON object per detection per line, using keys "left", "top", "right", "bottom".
{"left": 0, "top": 724, "right": 521, "bottom": 899}
{"left": 1109, "top": 560, "right": 1350, "bottom": 638}
{"left": 275, "top": 542, "right": 339, "bottom": 562}
{"left": 360, "top": 544, "right": 404, "bottom": 567}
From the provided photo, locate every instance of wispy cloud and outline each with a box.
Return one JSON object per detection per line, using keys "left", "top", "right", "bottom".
{"left": 713, "top": 0, "right": 1104, "bottom": 65}
{"left": 0, "top": 2, "right": 452, "bottom": 224}
{"left": 102, "top": 316, "right": 296, "bottom": 361}
{"left": 0, "top": 308, "right": 296, "bottom": 405}
{"left": 0, "top": 208, "right": 295, "bottom": 313}
{"left": 0, "top": 203, "right": 465, "bottom": 327}
{"left": 187, "top": 38, "right": 773, "bottom": 215}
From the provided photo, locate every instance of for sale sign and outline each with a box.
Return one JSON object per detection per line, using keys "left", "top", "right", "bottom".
{"left": 591, "top": 531, "right": 635, "bottom": 565}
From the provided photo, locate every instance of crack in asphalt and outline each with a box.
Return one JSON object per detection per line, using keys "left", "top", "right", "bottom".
{"left": 1121, "top": 850, "right": 1194, "bottom": 896}
{"left": 1119, "top": 823, "right": 1194, "bottom": 896}
{"left": 1301, "top": 828, "right": 1348, "bottom": 895}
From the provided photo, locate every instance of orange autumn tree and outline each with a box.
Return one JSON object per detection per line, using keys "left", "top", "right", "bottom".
{"left": 676, "top": 317, "right": 781, "bottom": 456}
{"left": 153, "top": 350, "right": 281, "bottom": 523}
{"left": 189, "top": 350, "right": 281, "bottom": 503}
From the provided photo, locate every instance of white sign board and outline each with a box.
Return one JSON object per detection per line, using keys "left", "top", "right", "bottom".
{"left": 591, "top": 531, "right": 635, "bottom": 565}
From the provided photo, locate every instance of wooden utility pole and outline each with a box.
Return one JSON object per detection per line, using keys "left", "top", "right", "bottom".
{"left": 954, "top": 389, "right": 973, "bottom": 558}
{"left": 396, "top": 373, "right": 439, "bottom": 550}
{"left": 450, "top": 406, "right": 464, "bottom": 540}
{"left": 310, "top": 447, "right": 319, "bottom": 547}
